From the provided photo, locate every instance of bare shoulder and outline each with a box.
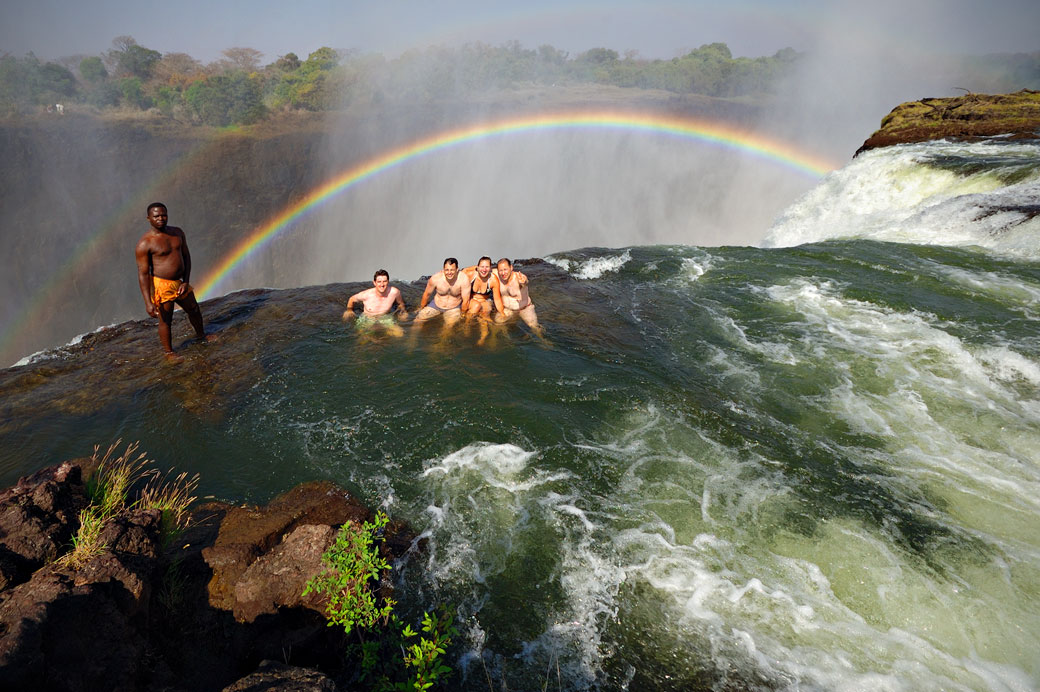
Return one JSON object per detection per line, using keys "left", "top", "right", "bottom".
{"left": 388, "top": 286, "right": 402, "bottom": 298}
{"left": 167, "top": 225, "right": 187, "bottom": 239}
{"left": 136, "top": 230, "right": 158, "bottom": 251}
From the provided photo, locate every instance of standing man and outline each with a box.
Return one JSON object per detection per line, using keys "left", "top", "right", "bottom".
{"left": 414, "top": 257, "right": 471, "bottom": 327}
{"left": 493, "top": 258, "right": 544, "bottom": 338}
{"left": 343, "top": 269, "right": 408, "bottom": 337}
{"left": 135, "top": 202, "right": 209, "bottom": 360}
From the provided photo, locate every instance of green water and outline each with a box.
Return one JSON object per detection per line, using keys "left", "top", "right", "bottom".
{"left": 1, "top": 241, "right": 1038, "bottom": 690}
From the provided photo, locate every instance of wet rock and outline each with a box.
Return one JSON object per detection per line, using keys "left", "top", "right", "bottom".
{"left": 0, "top": 462, "right": 416, "bottom": 690}
{"left": 232, "top": 523, "right": 335, "bottom": 622}
{"left": 202, "top": 480, "right": 370, "bottom": 615}
{"left": 223, "top": 660, "right": 338, "bottom": 691}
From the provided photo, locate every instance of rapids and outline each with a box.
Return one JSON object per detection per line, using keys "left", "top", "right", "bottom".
{"left": 2, "top": 138, "right": 1039, "bottom": 691}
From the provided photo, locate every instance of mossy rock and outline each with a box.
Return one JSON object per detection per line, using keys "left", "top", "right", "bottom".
{"left": 856, "top": 89, "right": 1040, "bottom": 155}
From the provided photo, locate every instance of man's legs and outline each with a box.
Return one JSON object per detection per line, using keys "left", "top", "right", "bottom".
{"left": 156, "top": 302, "right": 176, "bottom": 354}
{"left": 175, "top": 294, "right": 206, "bottom": 339}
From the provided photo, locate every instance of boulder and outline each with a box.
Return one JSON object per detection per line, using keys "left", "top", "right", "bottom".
{"left": 0, "top": 508, "right": 163, "bottom": 691}
{"left": 0, "top": 460, "right": 89, "bottom": 589}
{"left": 202, "top": 480, "right": 370, "bottom": 616}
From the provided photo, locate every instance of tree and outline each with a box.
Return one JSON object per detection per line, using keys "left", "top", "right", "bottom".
{"left": 108, "top": 36, "right": 161, "bottom": 80}
{"left": 185, "top": 72, "right": 266, "bottom": 125}
{"left": 220, "top": 47, "right": 263, "bottom": 73}
{"left": 79, "top": 56, "right": 108, "bottom": 83}
{"left": 274, "top": 52, "right": 300, "bottom": 72}
{"left": 153, "top": 52, "right": 202, "bottom": 86}
{"left": 118, "top": 76, "right": 151, "bottom": 109}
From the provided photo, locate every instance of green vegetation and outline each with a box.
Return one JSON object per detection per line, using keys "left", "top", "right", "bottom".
{"left": 305, "top": 511, "right": 458, "bottom": 691}
{"left": 1, "top": 36, "right": 807, "bottom": 123}
{"left": 5, "top": 35, "right": 1037, "bottom": 125}
{"left": 58, "top": 440, "right": 199, "bottom": 568}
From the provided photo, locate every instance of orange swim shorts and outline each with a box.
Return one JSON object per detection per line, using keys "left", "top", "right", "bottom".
{"left": 153, "top": 276, "right": 193, "bottom": 305}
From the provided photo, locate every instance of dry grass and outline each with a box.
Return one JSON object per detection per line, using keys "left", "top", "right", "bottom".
{"left": 139, "top": 469, "right": 200, "bottom": 548}
{"left": 59, "top": 440, "right": 199, "bottom": 568}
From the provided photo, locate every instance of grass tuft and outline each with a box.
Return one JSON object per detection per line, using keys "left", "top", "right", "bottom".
{"left": 139, "top": 469, "right": 200, "bottom": 548}
{"left": 59, "top": 440, "right": 198, "bottom": 569}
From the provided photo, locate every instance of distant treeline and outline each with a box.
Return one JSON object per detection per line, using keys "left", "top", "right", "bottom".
{"left": 2, "top": 36, "right": 1038, "bottom": 126}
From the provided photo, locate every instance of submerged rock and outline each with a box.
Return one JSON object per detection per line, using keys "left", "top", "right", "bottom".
{"left": 856, "top": 89, "right": 1040, "bottom": 155}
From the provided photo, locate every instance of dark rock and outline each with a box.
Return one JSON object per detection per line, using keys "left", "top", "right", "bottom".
{"left": 0, "top": 463, "right": 417, "bottom": 691}
{"left": 0, "top": 460, "right": 89, "bottom": 589}
{"left": 203, "top": 481, "right": 370, "bottom": 614}
{"left": 223, "top": 660, "right": 338, "bottom": 691}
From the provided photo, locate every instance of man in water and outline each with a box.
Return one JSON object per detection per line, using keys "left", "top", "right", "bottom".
{"left": 135, "top": 202, "right": 210, "bottom": 360}
{"left": 415, "top": 257, "right": 470, "bottom": 327}
{"left": 493, "top": 258, "right": 544, "bottom": 338}
{"left": 342, "top": 269, "right": 408, "bottom": 337}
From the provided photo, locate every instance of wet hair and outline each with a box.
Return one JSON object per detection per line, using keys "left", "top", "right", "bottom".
{"left": 497, "top": 258, "right": 512, "bottom": 268}
{"left": 373, "top": 269, "right": 389, "bottom": 281}
{"left": 478, "top": 256, "right": 492, "bottom": 265}
{"left": 443, "top": 257, "right": 458, "bottom": 268}
{"left": 147, "top": 202, "right": 167, "bottom": 214}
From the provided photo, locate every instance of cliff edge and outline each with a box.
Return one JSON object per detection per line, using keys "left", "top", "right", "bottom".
{"left": 856, "top": 89, "right": 1040, "bottom": 155}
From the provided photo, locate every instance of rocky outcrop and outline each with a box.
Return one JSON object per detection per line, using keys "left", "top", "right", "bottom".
{"left": 856, "top": 89, "right": 1040, "bottom": 155}
{"left": 0, "top": 460, "right": 89, "bottom": 589}
{"left": 0, "top": 461, "right": 415, "bottom": 691}
{"left": 202, "top": 481, "right": 370, "bottom": 618}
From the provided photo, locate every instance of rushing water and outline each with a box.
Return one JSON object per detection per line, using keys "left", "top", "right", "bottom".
{"left": 2, "top": 138, "right": 1039, "bottom": 691}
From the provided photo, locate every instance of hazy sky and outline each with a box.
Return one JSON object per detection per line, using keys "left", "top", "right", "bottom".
{"left": 3, "top": 0, "right": 1038, "bottom": 64}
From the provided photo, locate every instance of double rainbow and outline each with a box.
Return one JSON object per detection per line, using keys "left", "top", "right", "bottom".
{"left": 197, "top": 111, "right": 837, "bottom": 297}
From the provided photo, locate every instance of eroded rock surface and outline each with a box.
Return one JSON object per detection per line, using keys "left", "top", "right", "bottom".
{"left": 857, "top": 89, "right": 1040, "bottom": 155}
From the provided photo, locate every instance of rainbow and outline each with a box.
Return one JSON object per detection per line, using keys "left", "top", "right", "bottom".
{"left": 197, "top": 111, "right": 838, "bottom": 297}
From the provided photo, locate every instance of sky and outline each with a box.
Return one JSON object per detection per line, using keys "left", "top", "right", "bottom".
{"left": 3, "top": 0, "right": 1038, "bottom": 65}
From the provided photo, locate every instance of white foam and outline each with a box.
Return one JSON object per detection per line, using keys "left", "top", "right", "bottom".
{"left": 762, "top": 140, "right": 1040, "bottom": 258}
{"left": 546, "top": 249, "right": 632, "bottom": 280}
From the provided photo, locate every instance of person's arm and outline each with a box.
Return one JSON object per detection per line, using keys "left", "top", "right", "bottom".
{"left": 418, "top": 277, "right": 435, "bottom": 313}
{"left": 393, "top": 288, "right": 407, "bottom": 317}
{"left": 460, "top": 276, "right": 472, "bottom": 313}
{"left": 516, "top": 271, "right": 528, "bottom": 287}
{"left": 135, "top": 240, "right": 157, "bottom": 317}
{"left": 343, "top": 290, "right": 362, "bottom": 320}
{"left": 177, "top": 229, "right": 191, "bottom": 296}
{"left": 491, "top": 274, "right": 505, "bottom": 313}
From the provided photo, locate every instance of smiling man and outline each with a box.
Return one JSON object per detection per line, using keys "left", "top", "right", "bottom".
{"left": 343, "top": 269, "right": 408, "bottom": 337}
{"left": 414, "top": 257, "right": 470, "bottom": 326}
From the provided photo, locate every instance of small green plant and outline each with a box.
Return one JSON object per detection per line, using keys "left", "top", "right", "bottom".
{"left": 304, "top": 510, "right": 459, "bottom": 691}
{"left": 87, "top": 440, "right": 150, "bottom": 518}
{"left": 303, "top": 511, "right": 396, "bottom": 636}
{"left": 399, "top": 606, "right": 457, "bottom": 691}
{"left": 359, "top": 606, "right": 458, "bottom": 692}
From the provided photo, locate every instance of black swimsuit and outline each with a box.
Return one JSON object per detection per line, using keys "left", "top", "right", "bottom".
{"left": 472, "top": 276, "right": 493, "bottom": 298}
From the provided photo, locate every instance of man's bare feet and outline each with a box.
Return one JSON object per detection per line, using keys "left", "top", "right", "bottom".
{"left": 164, "top": 351, "right": 185, "bottom": 363}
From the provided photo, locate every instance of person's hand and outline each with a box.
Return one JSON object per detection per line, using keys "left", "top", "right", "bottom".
{"left": 146, "top": 302, "right": 158, "bottom": 318}
{"left": 342, "top": 308, "right": 356, "bottom": 321}
{"left": 176, "top": 283, "right": 189, "bottom": 297}
{"left": 517, "top": 271, "right": 528, "bottom": 285}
